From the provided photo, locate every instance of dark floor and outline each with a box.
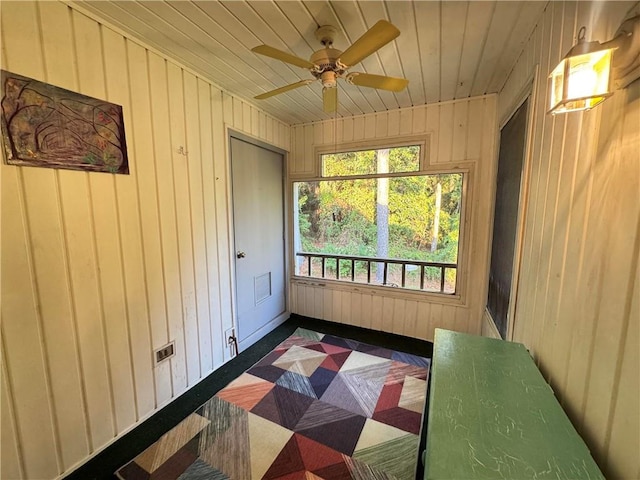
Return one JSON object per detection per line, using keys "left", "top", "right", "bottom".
{"left": 64, "top": 314, "right": 433, "bottom": 480}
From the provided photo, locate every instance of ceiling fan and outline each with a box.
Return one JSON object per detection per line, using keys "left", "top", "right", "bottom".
{"left": 251, "top": 20, "right": 409, "bottom": 113}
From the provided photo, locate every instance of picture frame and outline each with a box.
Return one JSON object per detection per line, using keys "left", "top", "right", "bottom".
{"left": 1, "top": 70, "right": 129, "bottom": 174}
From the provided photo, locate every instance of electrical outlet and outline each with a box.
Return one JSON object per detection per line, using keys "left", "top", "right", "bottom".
{"left": 154, "top": 342, "right": 175, "bottom": 364}
{"left": 225, "top": 327, "right": 237, "bottom": 358}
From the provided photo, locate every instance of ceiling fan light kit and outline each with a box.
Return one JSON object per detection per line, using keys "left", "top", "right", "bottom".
{"left": 251, "top": 19, "right": 409, "bottom": 113}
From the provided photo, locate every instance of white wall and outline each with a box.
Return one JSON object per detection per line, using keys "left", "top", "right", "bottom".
{"left": 0, "top": 2, "right": 289, "bottom": 478}
{"left": 289, "top": 96, "right": 498, "bottom": 341}
{"left": 494, "top": 2, "right": 639, "bottom": 478}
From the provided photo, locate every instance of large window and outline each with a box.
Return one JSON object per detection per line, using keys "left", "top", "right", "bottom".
{"left": 293, "top": 145, "right": 463, "bottom": 294}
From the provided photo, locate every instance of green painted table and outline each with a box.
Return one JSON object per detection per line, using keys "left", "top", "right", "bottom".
{"left": 424, "top": 329, "right": 603, "bottom": 479}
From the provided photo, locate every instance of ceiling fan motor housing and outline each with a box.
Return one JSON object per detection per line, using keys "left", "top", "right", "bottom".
{"left": 310, "top": 48, "right": 345, "bottom": 87}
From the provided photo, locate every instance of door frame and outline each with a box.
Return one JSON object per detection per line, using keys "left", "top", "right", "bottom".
{"left": 226, "top": 129, "right": 290, "bottom": 353}
{"left": 486, "top": 66, "right": 538, "bottom": 341}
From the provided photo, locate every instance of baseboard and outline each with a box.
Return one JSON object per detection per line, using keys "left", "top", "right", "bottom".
{"left": 238, "top": 310, "right": 290, "bottom": 352}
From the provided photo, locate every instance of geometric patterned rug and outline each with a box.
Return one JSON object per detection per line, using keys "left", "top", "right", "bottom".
{"left": 115, "top": 328, "right": 430, "bottom": 480}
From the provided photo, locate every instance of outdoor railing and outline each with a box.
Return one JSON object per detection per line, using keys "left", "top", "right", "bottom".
{"left": 295, "top": 251, "right": 457, "bottom": 294}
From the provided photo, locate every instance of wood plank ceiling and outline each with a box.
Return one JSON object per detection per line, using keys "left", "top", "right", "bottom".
{"left": 70, "top": 1, "right": 547, "bottom": 125}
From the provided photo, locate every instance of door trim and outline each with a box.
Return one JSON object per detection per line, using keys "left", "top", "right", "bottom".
{"left": 227, "top": 129, "right": 290, "bottom": 354}
{"left": 486, "top": 67, "right": 538, "bottom": 341}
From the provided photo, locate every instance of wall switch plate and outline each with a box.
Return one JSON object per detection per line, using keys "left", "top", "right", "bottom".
{"left": 225, "top": 327, "right": 237, "bottom": 358}
{"left": 154, "top": 341, "right": 175, "bottom": 364}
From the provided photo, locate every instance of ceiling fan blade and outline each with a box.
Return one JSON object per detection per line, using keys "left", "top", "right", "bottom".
{"left": 323, "top": 87, "right": 338, "bottom": 113}
{"left": 255, "top": 80, "right": 314, "bottom": 100}
{"left": 346, "top": 72, "right": 409, "bottom": 92}
{"left": 251, "top": 45, "right": 316, "bottom": 69}
{"left": 338, "top": 20, "right": 400, "bottom": 67}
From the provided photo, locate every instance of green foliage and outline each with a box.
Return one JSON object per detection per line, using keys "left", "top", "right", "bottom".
{"left": 295, "top": 146, "right": 462, "bottom": 278}
{"left": 322, "top": 145, "right": 419, "bottom": 176}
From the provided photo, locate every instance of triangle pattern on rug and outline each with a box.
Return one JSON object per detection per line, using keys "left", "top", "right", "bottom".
{"left": 176, "top": 458, "right": 228, "bottom": 480}
{"left": 216, "top": 373, "right": 274, "bottom": 411}
{"left": 320, "top": 373, "right": 369, "bottom": 417}
{"left": 385, "top": 361, "right": 428, "bottom": 385}
{"left": 273, "top": 345, "right": 328, "bottom": 377}
{"left": 276, "top": 370, "right": 317, "bottom": 399}
{"left": 262, "top": 435, "right": 306, "bottom": 480}
{"left": 372, "top": 406, "right": 423, "bottom": 435}
{"left": 339, "top": 367, "right": 387, "bottom": 417}
{"left": 261, "top": 432, "right": 350, "bottom": 480}
{"left": 296, "top": 412, "right": 367, "bottom": 456}
{"left": 374, "top": 382, "right": 404, "bottom": 413}
{"left": 294, "top": 399, "right": 361, "bottom": 431}
{"left": 251, "top": 384, "right": 315, "bottom": 429}
{"left": 340, "top": 350, "right": 392, "bottom": 373}
{"left": 247, "top": 364, "right": 287, "bottom": 383}
{"left": 353, "top": 431, "right": 420, "bottom": 480}
{"left": 198, "top": 398, "right": 251, "bottom": 479}
{"left": 248, "top": 412, "right": 293, "bottom": 480}
{"left": 398, "top": 375, "right": 428, "bottom": 413}
{"left": 115, "top": 329, "right": 429, "bottom": 480}
{"left": 308, "top": 367, "right": 338, "bottom": 398}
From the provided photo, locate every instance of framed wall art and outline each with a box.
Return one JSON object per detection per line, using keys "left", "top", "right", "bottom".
{"left": 1, "top": 70, "right": 129, "bottom": 174}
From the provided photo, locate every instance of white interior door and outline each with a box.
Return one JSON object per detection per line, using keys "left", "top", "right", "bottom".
{"left": 230, "top": 136, "right": 286, "bottom": 348}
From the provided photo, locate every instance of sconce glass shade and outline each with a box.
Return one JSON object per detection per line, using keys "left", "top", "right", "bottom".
{"left": 548, "top": 40, "right": 615, "bottom": 114}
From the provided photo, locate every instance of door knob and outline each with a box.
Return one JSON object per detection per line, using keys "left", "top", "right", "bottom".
{"left": 236, "top": 251, "right": 246, "bottom": 259}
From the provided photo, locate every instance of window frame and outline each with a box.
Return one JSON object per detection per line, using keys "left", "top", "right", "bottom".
{"left": 290, "top": 135, "right": 473, "bottom": 305}
{"left": 315, "top": 136, "right": 429, "bottom": 178}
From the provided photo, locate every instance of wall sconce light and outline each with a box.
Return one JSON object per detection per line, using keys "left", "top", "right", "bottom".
{"left": 548, "top": 15, "right": 639, "bottom": 115}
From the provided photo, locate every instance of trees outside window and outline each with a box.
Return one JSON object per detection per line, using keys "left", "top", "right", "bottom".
{"left": 293, "top": 145, "right": 463, "bottom": 294}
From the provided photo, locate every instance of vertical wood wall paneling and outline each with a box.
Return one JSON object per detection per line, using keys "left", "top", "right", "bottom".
{"left": 602, "top": 79, "right": 640, "bottom": 476}
{"left": 528, "top": 0, "right": 565, "bottom": 359}
{"left": 212, "top": 90, "right": 234, "bottom": 362}
{"left": 164, "top": 63, "right": 191, "bottom": 395}
{"left": 1, "top": 3, "right": 293, "bottom": 477}
{"left": 416, "top": 302, "right": 431, "bottom": 340}
{"left": 146, "top": 51, "right": 177, "bottom": 405}
{"left": 398, "top": 108, "right": 412, "bottom": 136}
{"left": 451, "top": 101, "right": 468, "bottom": 162}
{"left": 581, "top": 84, "right": 637, "bottom": 468}
{"left": 411, "top": 107, "right": 425, "bottom": 136}
{"left": 1, "top": 346, "right": 24, "bottom": 479}
{"left": 424, "top": 105, "right": 439, "bottom": 164}
{"left": 87, "top": 22, "right": 138, "bottom": 436}
{"left": 606, "top": 256, "right": 639, "bottom": 478}
{"left": 499, "top": 1, "right": 639, "bottom": 478}
{"left": 437, "top": 104, "right": 454, "bottom": 164}
{"left": 15, "top": 1, "right": 91, "bottom": 471}
{"left": 127, "top": 42, "right": 166, "bottom": 412}
{"left": 1, "top": 2, "right": 63, "bottom": 477}
{"left": 289, "top": 98, "right": 498, "bottom": 340}
{"left": 165, "top": 63, "right": 191, "bottom": 394}
{"left": 116, "top": 36, "right": 156, "bottom": 420}
{"left": 197, "top": 79, "right": 224, "bottom": 371}
{"left": 0, "top": 37, "right": 28, "bottom": 480}
{"left": 534, "top": 0, "right": 574, "bottom": 378}
{"left": 403, "top": 300, "right": 418, "bottom": 338}
{"left": 466, "top": 96, "right": 497, "bottom": 335}
{"left": 545, "top": 2, "right": 591, "bottom": 394}
{"left": 195, "top": 78, "right": 222, "bottom": 375}
{"left": 387, "top": 110, "right": 400, "bottom": 138}
{"left": 68, "top": 7, "right": 118, "bottom": 450}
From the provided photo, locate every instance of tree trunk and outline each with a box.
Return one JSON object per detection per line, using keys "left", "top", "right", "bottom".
{"left": 376, "top": 149, "right": 389, "bottom": 283}
{"left": 293, "top": 185, "right": 304, "bottom": 274}
{"left": 431, "top": 182, "right": 442, "bottom": 252}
